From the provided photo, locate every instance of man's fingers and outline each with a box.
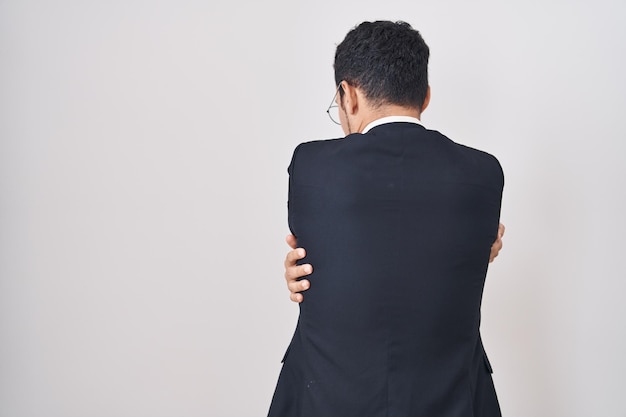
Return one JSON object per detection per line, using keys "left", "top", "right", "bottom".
{"left": 489, "top": 241, "right": 502, "bottom": 263}
{"left": 285, "top": 234, "right": 298, "bottom": 250}
{"left": 285, "top": 263, "right": 313, "bottom": 282}
{"left": 489, "top": 223, "right": 505, "bottom": 263}
{"left": 284, "top": 248, "right": 312, "bottom": 279}
{"left": 284, "top": 247, "right": 306, "bottom": 269}
{"left": 284, "top": 243, "right": 312, "bottom": 303}
{"left": 287, "top": 278, "right": 310, "bottom": 294}
{"left": 290, "top": 292, "right": 304, "bottom": 303}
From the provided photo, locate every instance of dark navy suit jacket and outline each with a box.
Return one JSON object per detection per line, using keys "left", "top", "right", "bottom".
{"left": 268, "top": 122, "right": 504, "bottom": 417}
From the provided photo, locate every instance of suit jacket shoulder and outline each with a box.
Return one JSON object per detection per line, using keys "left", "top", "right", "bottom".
{"left": 288, "top": 124, "right": 504, "bottom": 192}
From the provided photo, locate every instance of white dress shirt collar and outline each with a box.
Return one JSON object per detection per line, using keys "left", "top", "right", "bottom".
{"left": 361, "top": 116, "right": 423, "bottom": 134}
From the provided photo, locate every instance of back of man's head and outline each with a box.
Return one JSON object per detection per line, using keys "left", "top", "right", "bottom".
{"left": 334, "top": 21, "right": 430, "bottom": 111}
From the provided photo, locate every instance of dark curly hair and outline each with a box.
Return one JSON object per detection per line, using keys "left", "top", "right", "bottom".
{"left": 334, "top": 21, "right": 430, "bottom": 110}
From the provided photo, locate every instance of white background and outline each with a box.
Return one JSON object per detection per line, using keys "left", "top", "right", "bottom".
{"left": 1, "top": 1, "right": 625, "bottom": 416}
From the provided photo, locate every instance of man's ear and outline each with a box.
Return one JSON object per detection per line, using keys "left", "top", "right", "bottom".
{"left": 421, "top": 85, "right": 431, "bottom": 113}
{"left": 340, "top": 81, "right": 360, "bottom": 115}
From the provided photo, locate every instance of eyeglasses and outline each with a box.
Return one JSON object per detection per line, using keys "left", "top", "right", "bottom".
{"left": 326, "top": 83, "right": 343, "bottom": 125}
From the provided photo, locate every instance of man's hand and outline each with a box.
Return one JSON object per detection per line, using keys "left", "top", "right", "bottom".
{"left": 284, "top": 234, "right": 312, "bottom": 303}
{"left": 489, "top": 223, "right": 505, "bottom": 263}
{"left": 285, "top": 223, "right": 505, "bottom": 303}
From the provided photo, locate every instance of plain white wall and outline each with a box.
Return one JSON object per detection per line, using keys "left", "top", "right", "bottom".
{"left": 1, "top": 1, "right": 625, "bottom": 416}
